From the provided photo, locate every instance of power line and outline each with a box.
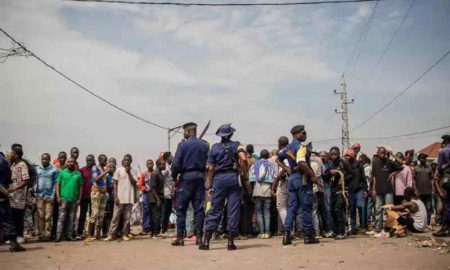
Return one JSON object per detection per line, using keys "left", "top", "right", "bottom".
{"left": 351, "top": 49, "right": 450, "bottom": 132}
{"left": 0, "top": 27, "right": 169, "bottom": 130}
{"left": 66, "top": 0, "right": 388, "bottom": 7}
{"left": 348, "top": 0, "right": 379, "bottom": 76}
{"left": 343, "top": 0, "right": 379, "bottom": 75}
{"left": 358, "top": 0, "right": 416, "bottom": 91}
{"left": 353, "top": 124, "right": 450, "bottom": 140}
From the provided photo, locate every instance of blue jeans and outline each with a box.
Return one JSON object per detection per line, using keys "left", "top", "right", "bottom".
{"left": 349, "top": 190, "right": 365, "bottom": 230}
{"left": 367, "top": 196, "right": 374, "bottom": 226}
{"left": 375, "top": 193, "right": 394, "bottom": 232}
{"left": 284, "top": 173, "right": 315, "bottom": 236}
{"left": 322, "top": 183, "right": 333, "bottom": 233}
{"left": 255, "top": 197, "right": 271, "bottom": 234}
{"left": 142, "top": 200, "right": 152, "bottom": 233}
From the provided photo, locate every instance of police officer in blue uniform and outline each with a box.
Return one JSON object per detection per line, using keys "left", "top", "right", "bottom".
{"left": 171, "top": 122, "right": 209, "bottom": 246}
{"left": 277, "top": 125, "right": 319, "bottom": 245}
{"left": 199, "top": 124, "right": 248, "bottom": 251}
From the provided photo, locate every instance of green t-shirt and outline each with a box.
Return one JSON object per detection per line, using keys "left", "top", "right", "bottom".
{"left": 57, "top": 168, "right": 82, "bottom": 202}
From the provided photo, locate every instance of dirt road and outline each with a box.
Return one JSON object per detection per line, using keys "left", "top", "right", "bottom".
{"left": 0, "top": 234, "right": 448, "bottom": 270}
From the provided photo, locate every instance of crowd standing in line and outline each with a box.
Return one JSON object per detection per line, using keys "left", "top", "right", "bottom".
{"left": 1, "top": 125, "right": 450, "bottom": 253}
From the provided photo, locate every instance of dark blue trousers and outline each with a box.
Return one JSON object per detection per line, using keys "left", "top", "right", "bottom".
{"left": 175, "top": 175, "right": 205, "bottom": 237}
{"left": 283, "top": 173, "right": 315, "bottom": 236}
{"left": 204, "top": 173, "right": 242, "bottom": 237}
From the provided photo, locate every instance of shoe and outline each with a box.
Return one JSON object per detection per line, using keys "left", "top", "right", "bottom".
{"left": 186, "top": 235, "right": 197, "bottom": 241}
{"left": 9, "top": 241, "right": 26, "bottom": 252}
{"left": 104, "top": 236, "right": 114, "bottom": 242}
{"left": 257, "top": 234, "right": 264, "bottom": 239}
{"left": 433, "top": 231, "right": 450, "bottom": 237}
{"left": 121, "top": 235, "right": 130, "bottom": 241}
{"left": 227, "top": 236, "right": 237, "bottom": 251}
{"left": 282, "top": 231, "right": 292, "bottom": 245}
{"left": 85, "top": 236, "right": 95, "bottom": 242}
{"left": 66, "top": 236, "right": 76, "bottom": 241}
{"left": 16, "top": 236, "right": 26, "bottom": 244}
{"left": 265, "top": 233, "right": 271, "bottom": 239}
{"left": 304, "top": 235, "right": 320, "bottom": 244}
{"left": 152, "top": 233, "right": 164, "bottom": 239}
{"left": 199, "top": 232, "right": 212, "bottom": 250}
{"left": 335, "top": 234, "right": 346, "bottom": 240}
{"left": 171, "top": 236, "right": 184, "bottom": 246}
{"left": 127, "top": 233, "right": 134, "bottom": 239}
{"left": 365, "top": 230, "right": 376, "bottom": 235}
{"left": 433, "top": 224, "right": 450, "bottom": 237}
{"left": 323, "top": 231, "right": 334, "bottom": 238}
{"left": 374, "top": 231, "right": 390, "bottom": 238}
{"left": 315, "top": 234, "right": 323, "bottom": 239}
{"left": 75, "top": 235, "right": 82, "bottom": 241}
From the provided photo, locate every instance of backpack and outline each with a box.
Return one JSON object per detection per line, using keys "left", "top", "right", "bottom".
{"left": 252, "top": 159, "right": 273, "bottom": 183}
{"left": 23, "top": 160, "right": 37, "bottom": 189}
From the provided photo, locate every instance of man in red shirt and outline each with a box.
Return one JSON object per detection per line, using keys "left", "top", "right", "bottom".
{"left": 77, "top": 154, "right": 95, "bottom": 239}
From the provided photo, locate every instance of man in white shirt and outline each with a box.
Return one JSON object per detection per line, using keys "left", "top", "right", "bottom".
{"left": 105, "top": 154, "right": 138, "bottom": 241}
{"left": 161, "top": 152, "right": 174, "bottom": 235}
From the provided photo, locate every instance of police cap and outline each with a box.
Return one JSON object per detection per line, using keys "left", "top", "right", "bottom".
{"left": 290, "top": 125, "right": 305, "bottom": 135}
{"left": 182, "top": 122, "right": 197, "bottom": 129}
{"left": 441, "top": 134, "right": 450, "bottom": 141}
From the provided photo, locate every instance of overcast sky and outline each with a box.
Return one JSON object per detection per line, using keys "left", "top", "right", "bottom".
{"left": 1, "top": 0, "right": 449, "bottom": 166}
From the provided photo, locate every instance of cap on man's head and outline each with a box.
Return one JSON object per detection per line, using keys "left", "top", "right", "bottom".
{"left": 442, "top": 134, "right": 450, "bottom": 141}
{"left": 182, "top": 122, "right": 197, "bottom": 129}
{"left": 290, "top": 125, "right": 305, "bottom": 135}
{"left": 352, "top": 143, "right": 361, "bottom": 149}
{"left": 216, "top": 123, "right": 236, "bottom": 137}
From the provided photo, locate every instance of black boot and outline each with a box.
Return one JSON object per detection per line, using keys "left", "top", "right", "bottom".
{"left": 282, "top": 231, "right": 292, "bottom": 245}
{"left": 304, "top": 235, "right": 320, "bottom": 245}
{"left": 171, "top": 235, "right": 184, "bottom": 246}
{"left": 199, "top": 232, "right": 212, "bottom": 250}
{"left": 227, "top": 236, "right": 237, "bottom": 251}
{"left": 433, "top": 223, "right": 450, "bottom": 237}
{"left": 195, "top": 233, "right": 203, "bottom": 246}
{"left": 9, "top": 239, "right": 26, "bottom": 252}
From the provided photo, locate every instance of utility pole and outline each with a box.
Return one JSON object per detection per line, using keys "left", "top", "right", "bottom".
{"left": 167, "top": 125, "right": 183, "bottom": 152}
{"left": 334, "top": 74, "right": 354, "bottom": 152}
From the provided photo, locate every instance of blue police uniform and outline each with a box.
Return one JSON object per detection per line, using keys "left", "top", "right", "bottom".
{"left": 204, "top": 141, "right": 245, "bottom": 237}
{"left": 279, "top": 139, "right": 315, "bottom": 237}
{"left": 172, "top": 135, "right": 209, "bottom": 238}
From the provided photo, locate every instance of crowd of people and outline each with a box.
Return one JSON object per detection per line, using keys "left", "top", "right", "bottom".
{"left": 1, "top": 123, "right": 449, "bottom": 253}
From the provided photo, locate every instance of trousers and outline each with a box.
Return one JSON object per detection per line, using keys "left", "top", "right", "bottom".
{"left": 108, "top": 204, "right": 132, "bottom": 237}
{"left": 37, "top": 198, "right": 53, "bottom": 237}
{"left": 57, "top": 200, "right": 78, "bottom": 238}
{"left": 89, "top": 191, "right": 108, "bottom": 226}
{"left": 205, "top": 173, "right": 242, "bottom": 236}
{"left": 284, "top": 173, "right": 315, "bottom": 236}
{"left": 175, "top": 176, "right": 205, "bottom": 237}
{"left": 0, "top": 199, "right": 18, "bottom": 241}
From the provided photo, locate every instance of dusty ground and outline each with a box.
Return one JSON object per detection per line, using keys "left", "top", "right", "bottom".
{"left": 0, "top": 232, "right": 449, "bottom": 270}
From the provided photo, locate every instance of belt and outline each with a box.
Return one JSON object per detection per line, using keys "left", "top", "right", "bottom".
{"left": 182, "top": 169, "right": 205, "bottom": 174}
{"left": 215, "top": 168, "right": 238, "bottom": 174}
